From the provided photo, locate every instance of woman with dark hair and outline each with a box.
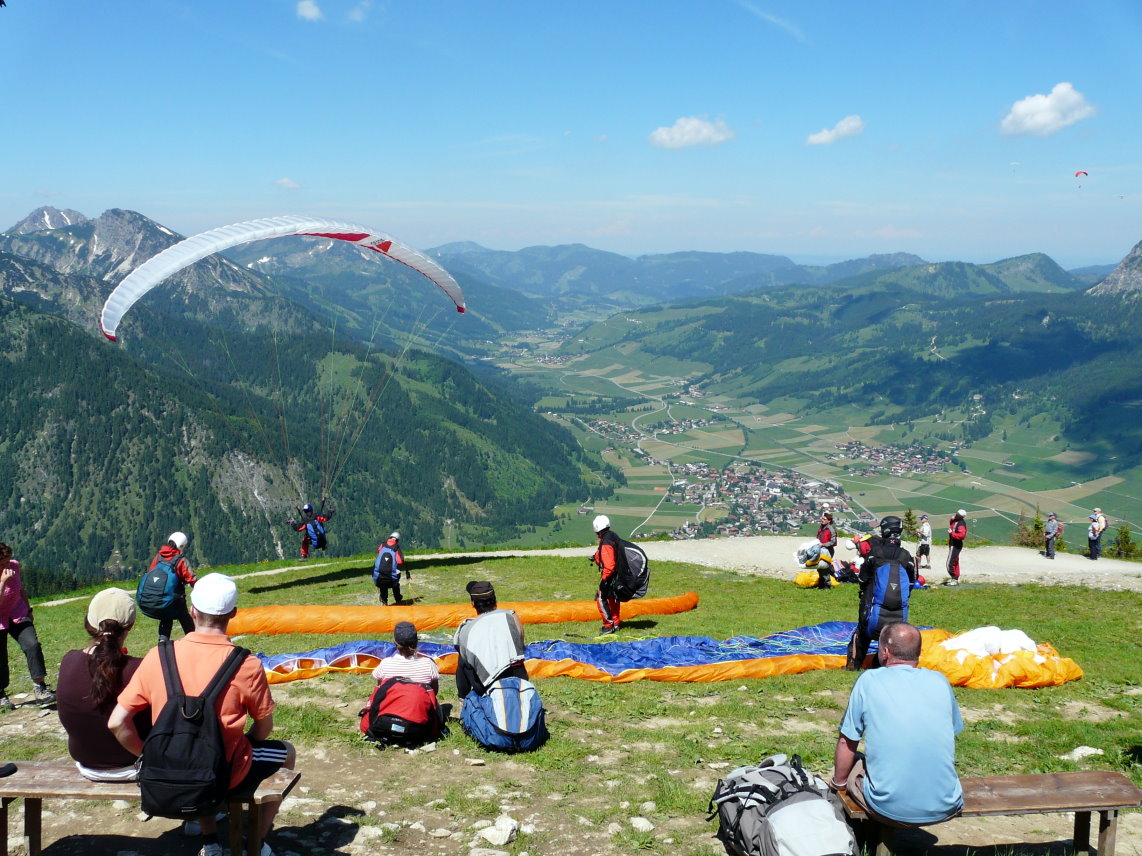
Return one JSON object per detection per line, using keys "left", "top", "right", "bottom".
{"left": 56, "top": 588, "right": 148, "bottom": 781}
{"left": 0, "top": 542, "right": 54, "bottom": 708}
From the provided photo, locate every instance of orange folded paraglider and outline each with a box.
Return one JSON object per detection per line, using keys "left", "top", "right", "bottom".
{"left": 230, "top": 591, "right": 699, "bottom": 636}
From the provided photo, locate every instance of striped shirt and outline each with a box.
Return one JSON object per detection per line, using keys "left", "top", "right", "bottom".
{"left": 372, "top": 651, "right": 439, "bottom": 687}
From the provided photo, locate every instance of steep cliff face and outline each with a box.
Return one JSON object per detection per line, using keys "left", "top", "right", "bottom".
{"left": 1088, "top": 240, "right": 1142, "bottom": 297}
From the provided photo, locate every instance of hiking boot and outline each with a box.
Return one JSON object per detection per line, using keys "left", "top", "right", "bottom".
{"left": 0, "top": 695, "right": 13, "bottom": 711}
{"left": 942, "top": 578, "right": 959, "bottom": 587}
{"left": 33, "top": 684, "right": 55, "bottom": 704}
{"left": 599, "top": 625, "right": 617, "bottom": 635}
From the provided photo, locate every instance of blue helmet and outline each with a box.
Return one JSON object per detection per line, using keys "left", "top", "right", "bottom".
{"left": 303, "top": 503, "right": 313, "bottom": 514}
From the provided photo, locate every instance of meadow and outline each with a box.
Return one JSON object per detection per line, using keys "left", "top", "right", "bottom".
{"left": 9, "top": 550, "right": 1140, "bottom": 855}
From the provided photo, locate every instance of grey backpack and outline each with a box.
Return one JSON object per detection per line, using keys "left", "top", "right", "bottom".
{"left": 708, "top": 754, "right": 857, "bottom": 856}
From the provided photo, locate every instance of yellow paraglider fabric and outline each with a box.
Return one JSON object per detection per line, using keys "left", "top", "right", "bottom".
{"left": 917, "top": 628, "right": 1084, "bottom": 689}
{"left": 230, "top": 591, "right": 699, "bottom": 637}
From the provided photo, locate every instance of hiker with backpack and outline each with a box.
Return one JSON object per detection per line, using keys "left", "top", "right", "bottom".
{"left": 945, "top": 509, "right": 967, "bottom": 585}
{"left": 845, "top": 516, "right": 916, "bottom": 671}
{"left": 359, "top": 621, "right": 445, "bottom": 748}
{"left": 830, "top": 622, "right": 964, "bottom": 826}
{"left": 372, "top": 531, "right": 408, "bottom": 605}
{"left": 286, "top": 498, "right": 335, "bottom": 559}
{"left": 109, "top": 574, "right": 296, "bottom": 856}
{"left": 453, "top": 580, "right": 528, "bottom": 699}
{"left": 0, "top": 542, "right": 55, "bottom": 708}
{"left": 138, "top": 531, "right": 196, "bottom": 643}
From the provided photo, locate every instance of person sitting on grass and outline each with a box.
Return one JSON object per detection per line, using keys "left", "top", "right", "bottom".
{"left": 373, "top": 621, "right": 439, "bottom": 692}
{"left": 453, "top": 581, "right": 527, "bottom": 699}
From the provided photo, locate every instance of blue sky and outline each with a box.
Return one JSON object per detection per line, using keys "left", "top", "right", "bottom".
{"left": 2, "top": 1, "right": 1139, "bottom": 267}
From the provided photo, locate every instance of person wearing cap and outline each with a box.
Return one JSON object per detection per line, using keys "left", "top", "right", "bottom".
{"left": 148, "top": 531, "right": 197, "bottom": 642}
{"left": 1087, "top": 514, "right": 1100, "bottom": 560}
{"left": 591, "top": 515, "right": 624, "bottom": 635}
{"left": 1092, "top": 508, "right": 1107, "bottom": 559}
{"left": 915, "top": 514, "right": 932, "bottom": 570}
{"left": 1044, "top": 513, "right": 1061, "bottom": 560}
{"left": 453, "top": 581, "right": 527, "bottom": 699}
{"left": 0, "top": 541, "right": 55, "bottom": 708}
{"left": 57, "top": 588, "right": 148, "bottom": 781}
{"left": 372, "top": 621, "right": 439, "bottom": 691}
{"left": 372, "top": 531, "right": 407, "bottom": 605}
{"left": 110, "top": 574, "right": 296, "bottom": 856}
{"left": 945, "top": 510, "right": 967, "bottom": 586}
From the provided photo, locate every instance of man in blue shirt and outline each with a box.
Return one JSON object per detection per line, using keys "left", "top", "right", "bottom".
{"left": 829, "top": 622, "right": 964, "bottom": 825}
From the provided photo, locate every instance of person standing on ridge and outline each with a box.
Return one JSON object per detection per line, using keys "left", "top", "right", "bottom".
{"left": 286, "top": 498, "right": 335, "bottom": 560}
{"left": 945, "top": 510, "right": 967, "bottom": 586}
{"left": 143, "top": 532, "right": 196, "bottom": 643}
{"left": 1087, "top": 514, "right": 1100, "bottom": 560}
{"left": 1044, "top": 512, "right": 1060, "bottom": 560}
{"left": 591, "top": 515, "right": 625, "bottom": 635}
{"left": 915, "top": 514, "right": 932, "bottom": 570}
{"left": 372, "top": 531, "right": 408, "bottom": 605}
{"left": 1092, "top": 507, "right": 1107, "bottom": 559}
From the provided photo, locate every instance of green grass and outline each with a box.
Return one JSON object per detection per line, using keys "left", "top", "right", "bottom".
{"left": 12, "top": 552, "right": 1142, "bottom": 853}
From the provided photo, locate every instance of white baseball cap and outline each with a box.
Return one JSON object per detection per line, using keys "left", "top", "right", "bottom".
{"left": 191, "top": 573, "right": 238, "bottom": 616}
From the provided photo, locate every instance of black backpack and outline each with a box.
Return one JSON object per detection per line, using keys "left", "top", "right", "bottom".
{"left": 138, "top": 641, "right": 249, "bottom": 819}
{"left": 611, "top": 538, "right": 651, "bottom": 602}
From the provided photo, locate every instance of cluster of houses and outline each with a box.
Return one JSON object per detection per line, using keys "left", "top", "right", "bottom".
{"left": 827, "top": 440, "right": 956, "bottom": 477}
{"left": 665, "top": 461, "right": 873, "bottom": 539}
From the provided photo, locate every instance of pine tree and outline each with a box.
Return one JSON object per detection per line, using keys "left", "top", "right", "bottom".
{"left": 1110, "top": 525, "right": 1136, "bottom": 559}
{"left": 902, "top": 508, "right": 918, "bottom": 536}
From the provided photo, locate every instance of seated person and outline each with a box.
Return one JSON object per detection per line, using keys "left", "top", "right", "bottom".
{"left": 373, "top": 621, "right": 439, "bottom": 692}
{"left": 830, "top": 622, "right": 964, "bottom": 826}
{"left": 56, "top": 588, "right": 149, "bottom": 781}
{"left": 453, "top": 580, "right": 527, "bottom": 698}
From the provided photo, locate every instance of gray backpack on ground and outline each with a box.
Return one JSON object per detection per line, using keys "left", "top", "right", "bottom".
{"left": 707, "top": 754, "right": 857, "bottom": 856}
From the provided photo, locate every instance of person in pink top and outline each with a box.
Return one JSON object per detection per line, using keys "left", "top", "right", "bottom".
{"left": 0, "top": 542, "right": 55, "bottom": 708}
{"left": 372, "top": 621, "right": 439, "bottom": 692}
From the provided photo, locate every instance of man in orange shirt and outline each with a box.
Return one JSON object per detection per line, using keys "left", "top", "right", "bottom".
{"left": 591, "top": 515, "right": 623, "bottom": 635}
{"left": 109, "top": 575, "right": 296, "bottom": 856}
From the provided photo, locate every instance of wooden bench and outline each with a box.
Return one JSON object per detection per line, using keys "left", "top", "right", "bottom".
{"left": 0, "top": 761, "right": 300, "bottom": 856}
{"left": 837, "top": 771, "right": 1142, "bottom": 856}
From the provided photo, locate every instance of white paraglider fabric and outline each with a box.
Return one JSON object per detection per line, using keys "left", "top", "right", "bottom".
{"left": 100, "top": 215, "right": 465, "bottom": 340}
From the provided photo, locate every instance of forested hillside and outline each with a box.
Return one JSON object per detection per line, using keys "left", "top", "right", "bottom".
{"left": 0, "top": 211, "right": 614, "bottom": 593}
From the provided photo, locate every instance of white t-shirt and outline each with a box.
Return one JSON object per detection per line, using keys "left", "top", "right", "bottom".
{"left": 372, "top": 651, "right": 439, "bottom": 686}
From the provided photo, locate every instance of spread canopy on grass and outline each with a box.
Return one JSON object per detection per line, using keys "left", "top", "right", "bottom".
{"left": 256, "top": 621, "right": 1082, "bottom": 688}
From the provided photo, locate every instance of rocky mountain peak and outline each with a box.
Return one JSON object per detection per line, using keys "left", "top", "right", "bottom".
{"left": 1088, "top": 240, "right": 1142, "bottom": 296}
{"left": 6, "top": 206, "right": 89, "bottom": 235}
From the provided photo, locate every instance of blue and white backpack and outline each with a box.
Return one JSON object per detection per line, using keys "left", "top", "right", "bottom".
{"left": 460, "top": 676, "right": 548, "bottom": 752}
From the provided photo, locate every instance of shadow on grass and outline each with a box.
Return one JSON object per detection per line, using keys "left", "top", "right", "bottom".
{"left": 247, "top": 554, "right": 525, "bottom": 594}
{"left": 41, "top": 804, "right": 364, "bottom": 855}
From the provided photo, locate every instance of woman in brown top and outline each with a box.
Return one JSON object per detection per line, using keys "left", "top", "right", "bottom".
{"left": 56, "top": 588, "right": 148, "bottom": 780}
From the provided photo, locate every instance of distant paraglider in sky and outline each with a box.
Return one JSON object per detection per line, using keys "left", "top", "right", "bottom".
{"left": 99, "top": 215, "right": 466, "bottom": 341}
{"left": 1074, "top": 170, "right": 1089, "bottom": 177}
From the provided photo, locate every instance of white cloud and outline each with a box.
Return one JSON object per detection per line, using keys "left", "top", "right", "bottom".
{"left": 1000, "top": 82, "right": 1095, "bottom": 137}
{"left": 297, "top": 1, "right": 323, "bottom": 21}
{"left": 805, "top": 115, "right": 865, "bottom": 146}
{"left": 275, "top": 178, "right": 301, "bottom": 189}
{"left": 348, "top": 1, "right": 371, "bottom": 23}
{"left": 648, "top": 117, "right": 734, "bottom": 149}
{"left": 731, "top": 0, "right": 806, "bottom": 42}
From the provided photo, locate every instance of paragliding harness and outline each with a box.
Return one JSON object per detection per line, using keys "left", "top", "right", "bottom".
{"left": 707, "top": 753, "right": 857, "bottom": 856}
{"left": 611, "top": 537, "right": 650, "bottom": 602}
{"left": 306, "top": 517, "right": 327, "bottom": 551}
{"left": 136, "top": 554, "right": 185, "bottom": 620}
{"left": 358, "top": 677, "right": 445, "bottom": 749}
{"left": 138, "top": 641, "right": 248, "bottom": 819}
{"left": 845, "top": 538, "right": 914, "bottom": 670}
{"left": 373, "top": 545, "right": 398, "bottom": 583}
{"left": 460, "top": 676, "right": 548, "bottom": 753}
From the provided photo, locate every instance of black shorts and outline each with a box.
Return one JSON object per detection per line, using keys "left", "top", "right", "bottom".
{"left": 228, "top": 739, "right": 290, "bottom": 797}
{"left": 916, "top": 543, "right": 930, "bottom": 557}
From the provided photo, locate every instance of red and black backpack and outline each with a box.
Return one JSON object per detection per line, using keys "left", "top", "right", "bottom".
{"left": 358, "top": 677, "right": 443, "bottom": 748}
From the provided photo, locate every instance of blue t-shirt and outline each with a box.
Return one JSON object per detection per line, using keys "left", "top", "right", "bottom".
{"left": 840, "top": 664, "right": 964, "bottom": 824}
